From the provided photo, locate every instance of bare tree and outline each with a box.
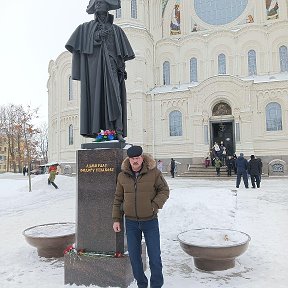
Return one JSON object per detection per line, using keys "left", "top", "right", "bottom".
{"left": 35, "top": 122, "right": 48, "bottom": 164}
{"left": 20, "top": 105, "right": 40, "bottom": 192}
{"left": 0, "top": 105, "right": 19, "bottom": 172}
{"left": 0, "top": 104, "right": 40, "bottom": 191}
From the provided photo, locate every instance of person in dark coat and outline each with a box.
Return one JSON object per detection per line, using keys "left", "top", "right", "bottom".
{"left": 248, "top": 155, "right": 262, "bottom": 188}
{"left": 257, "top": 158, "right": 263, "bottom": 181}
{"left": 65, "top": 0, "right": 135, "bottom": 141}
{"left": 226, "top": 156, "right": 234, "bottom": 176}
{"left": 232, "top": 154, "right": 237, "bottom": 174}
{"left": 235, "top": 153, "right": 249, "bottom": 188}
{"left": 170, "top": 158, "right": 176, "bottom": 178}
{"left": 23, "top": 166, "right": 27, "bottom": 176}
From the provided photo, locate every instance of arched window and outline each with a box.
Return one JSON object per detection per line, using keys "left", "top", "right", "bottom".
{"left": 266, "top": 102, "right": 282, "bottom": 131}
{"left": 68, "top": 76, "right": 73, "bottom": 101}
{"left": 218, "top": 53, "right": 226, "bottom": 75}
{"left": 131, "top": 0, "right": 137, "bottom": 19}
{"left": 248, "top": 49, "right": 257, "bottom": 76}
{"left": 279, "top": 45, "right": 288, "bottom": 72}
{"left": 115, "top": 8, "right": 122, "bottom": 18}
{"left": 190, "top": 57, "right": 198, "bottom": 82}
{"left": 163, "top": 61, "right": 171, "bottom": 85}
{"left": 69, "top": 124, "right": 74, "bottom": 145}
{"left": 169, "top": 110, "right": 182, "bottom": 136}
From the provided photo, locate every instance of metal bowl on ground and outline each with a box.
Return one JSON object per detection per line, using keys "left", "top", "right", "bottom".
{"left": 23, "top": 222, "right": 75, "bottom": 258}
{"left": 178, "top": 228, "right": 251, "bottom": 271}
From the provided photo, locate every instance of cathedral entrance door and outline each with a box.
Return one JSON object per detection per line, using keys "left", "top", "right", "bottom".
{"left": 211, "top": 121, "right": 235, "bottom": 156}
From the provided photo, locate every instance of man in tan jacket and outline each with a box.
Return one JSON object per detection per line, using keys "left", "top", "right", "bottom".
{"left": 112, "top": 145, "right": 169, "bottom": 288}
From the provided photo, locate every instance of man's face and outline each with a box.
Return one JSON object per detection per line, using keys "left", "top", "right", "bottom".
{"left": 95, "top": 0, "right": 109, "bottom": 12}
{"left": 129, "top": 156, "right": 144, "bottom": 172}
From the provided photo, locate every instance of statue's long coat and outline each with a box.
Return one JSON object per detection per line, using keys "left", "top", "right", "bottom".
{"left": 65, "top": 14, "right": 135, "bottom": 137}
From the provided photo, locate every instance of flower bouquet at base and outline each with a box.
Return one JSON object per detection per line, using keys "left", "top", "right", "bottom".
{"left": 93, "top": 129, "right": 117, "bottom": 142}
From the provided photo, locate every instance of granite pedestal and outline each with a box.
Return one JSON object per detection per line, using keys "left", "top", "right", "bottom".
{"left": 64, "top": 144, "right": 145, "bottom": 287}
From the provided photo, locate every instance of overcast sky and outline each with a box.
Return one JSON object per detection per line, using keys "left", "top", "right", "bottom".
{"left": 0, "top": 1, "right": 93, "bottom": 123}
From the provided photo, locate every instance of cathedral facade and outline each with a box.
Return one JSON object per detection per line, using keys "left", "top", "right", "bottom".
{"left": 48, "top": 0, "right": 288, "bottom": 175}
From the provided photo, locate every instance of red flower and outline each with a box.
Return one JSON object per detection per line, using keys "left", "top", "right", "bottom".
{"left": 114, "top": 251, "right": 124, "bottom": 258}
{"left": 63, "top": 244, "right": 74, "bottom": 254}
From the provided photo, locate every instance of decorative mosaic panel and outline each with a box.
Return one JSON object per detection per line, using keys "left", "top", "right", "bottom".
{"left": 266, "top": 0, "right": 279, "bottom": 20}
{"left": 170, "top": 1, "right": 181, "bottom": 35}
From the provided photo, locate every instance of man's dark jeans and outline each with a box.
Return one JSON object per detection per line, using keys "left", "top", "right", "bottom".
{"left": 250, "top": 174, "right": 260, "bottom": 188}
{"left": 125, "top": 218, "right": 163, "bottom": 288}
{"left": 236, "top": 170, "right": 249, "bottom": 188}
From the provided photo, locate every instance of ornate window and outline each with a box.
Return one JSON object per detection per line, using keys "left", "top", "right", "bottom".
{"left": 218, "top": 53, "right": 226, "bottom": 74}
{"left": 248, "top": 49, "right": 257, "bottom": 76}
{"left": 68, "top": 76, "right": 73, "bottom": 101}
{"left": 115, "top": 8, "right": 122, "bottom": 18}
{"left": 279, "top": 45, "right": 288, "bottom": 72}
{"left": 190, "top": 57, "right": 198, "bottom": 82}
{"left": 272, "top": 163, "right": 284, "bottom": 173}
{"left": 194, "top": 0, "right": 248, "bottom": 25}
{"left": 69, "top": 124, "right": 74, "bottom": 145}
{"left": 266, "top": 102, "right": 282, "bottom": 131}
{"left": 131, "top": 0, "right": 137, "bottom": 19}
{"left": 169, "top": 110, "right": 182, "bottom": 136}
{"left": 163, "top": 61, "right": 171, "bottom": 85}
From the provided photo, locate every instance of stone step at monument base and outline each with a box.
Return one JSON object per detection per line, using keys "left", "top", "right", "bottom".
{"left": 65, "top": 242, "right": 147, "bottom": 288}
{"left": 65, "top": 253, "right": 133, "bottom": 288}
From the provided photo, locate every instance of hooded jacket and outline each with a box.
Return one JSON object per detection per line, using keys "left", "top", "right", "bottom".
{"left": 236, "top": 156, "right": 248, "bottom": 172}
{"left": 248, "top": 158, "right": 261, "bottom": 175}
{"left": 112, "top": 154, "right": 169, "bottom": 222}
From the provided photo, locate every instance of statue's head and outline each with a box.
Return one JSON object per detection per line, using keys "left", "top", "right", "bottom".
{"left": 86, "top": 0, "right": 121, "bottom": 14}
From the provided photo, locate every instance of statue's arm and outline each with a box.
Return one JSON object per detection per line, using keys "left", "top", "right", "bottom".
{"left": 72, "top": 52, "right": 81, "bottom": 80}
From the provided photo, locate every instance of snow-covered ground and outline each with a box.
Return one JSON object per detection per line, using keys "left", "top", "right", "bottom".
{"left": 0, "top": 173, "right": 287, "bottom": 288}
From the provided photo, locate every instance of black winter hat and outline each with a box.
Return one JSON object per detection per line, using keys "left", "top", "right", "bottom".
{"left": 127, "top": 146, "right": 143, "bottom": 158}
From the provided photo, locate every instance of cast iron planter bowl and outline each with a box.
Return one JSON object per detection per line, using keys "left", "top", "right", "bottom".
{"left": 23, "top": 222, "right": 75, "bottom": 258}
{"left": 178, "top": 228, "right": 251, "bottom": 271}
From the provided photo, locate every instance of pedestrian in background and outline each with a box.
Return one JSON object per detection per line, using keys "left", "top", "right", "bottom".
{"left": 170, "top": 158, "right": 176, "bottom": 178}
{"left": 232, "top": 154, "right": 238, "bottom": 174}
{"left": 257, "top": 158, "right": 263, "bottom": 181}
{"left": 236, "top": 153, "right": 249, "bottom": 188}
{"left": 214, "top": 157, "right": 222, "bottom": 177}
{"left": 23, "top": 166, "right": 27, "bottom": 176}
{"left": 226, "top": 156, "right": 234, "bottom": 176}
{"left": 157, "top": 160, "right": 163, "bottom": 172}
{"left": 248, "top": 155, "right": 261, "bottom": 188}
{"left": 48, "top": 164, "right": 59, "bottom": 189}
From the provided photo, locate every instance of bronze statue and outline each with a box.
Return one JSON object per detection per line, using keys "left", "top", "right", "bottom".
{"left": 65, "top": 0, "right": 135, "bottom": 141}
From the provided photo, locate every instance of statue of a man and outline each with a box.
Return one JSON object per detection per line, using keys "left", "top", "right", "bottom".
{"left": 65, "top": 0, "right": 135, "bottom": 141}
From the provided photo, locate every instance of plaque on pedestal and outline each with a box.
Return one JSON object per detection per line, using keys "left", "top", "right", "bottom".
{"left": 76, "top": 148, "right": 125, "bottom": 252}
